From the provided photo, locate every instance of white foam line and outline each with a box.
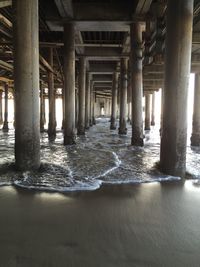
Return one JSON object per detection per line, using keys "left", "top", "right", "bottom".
{"left": 94, "top": 152, "right": 121, "bottom": 179}
{"left": 13, "top": 180, "right": 102, "bottom": 192}
{"left": 102, "top": 175, "right": 181, "bottom": 185}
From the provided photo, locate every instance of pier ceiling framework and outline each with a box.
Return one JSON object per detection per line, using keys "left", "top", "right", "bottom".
{"left": 0, "top": 0, "right": 199, "bottom": 98}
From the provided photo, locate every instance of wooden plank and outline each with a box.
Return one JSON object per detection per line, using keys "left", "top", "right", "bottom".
{"left": 39, "top": 55, "right": 54, "bottom": 73}
{"left": 0, "top": 59, "right": 13, "bottom": 71}
{"left": 0, "top": 0, "right": 12, "bottom": 8}
{"left": 54, "top": 0, "right": 73, "bottom": 18}
{"left": 135, "top": 0, "right": 152, "bottom": 15}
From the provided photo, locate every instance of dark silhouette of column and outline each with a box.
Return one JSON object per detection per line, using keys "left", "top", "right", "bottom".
{"left": 14, "top": 0, "right": 40, "bottom": 170}
{"left": 127, "top": 67, "right": 132, "bottom": 124}
{"left": 3, "top": 83, "right": 9, "bottom": 132}
{"left": 110, "top": 72, "right": 118, "bottom": 130}
{"left": 160, "top": 0, "right": 194, "bottom": 177}
{"left": 89, "top": 77, "right": 93, "bottom": 126}
{"left": 63, "top": 23, "right": 76, "bottom": 145}
{"left": 145, "top": 93, "right": 151, "bottom": 130}
{"left": 40, "top": 81, "right": 45, "bottom": 132}
{"left": 191, "top": 73, "right": 200, "bottom": 146}
{"left": 127, "top": 82, "right": 132, "bottom": 123}
{"left": 118, "top": 58, "right": 128, "bottom": 135}
{"left": 130, "top": 23, "right": 144, "bottom": 146}
{"left": 151, "top": 92, "right": 156, "bottom": 126}
{"left": 77, "top": 57, "right": 86, "bottom": 135}
{"left": 0, "top": 90, "right": 3, "bottom": 125}
{"left": 48, "top": 48, "right": 56, "bottom": 140}
{"left": 75, "top": 72, "right": 79, "bottom": 128}
{"left": 85, "top": 72, "right": 91, "bottom": 129}
{"left": 62, "top": 87, "right": 65, "bottom": 130}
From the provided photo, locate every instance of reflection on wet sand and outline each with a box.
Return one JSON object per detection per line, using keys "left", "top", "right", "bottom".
{"left": 0, "top": 181, "right": 200, "bottom": 266}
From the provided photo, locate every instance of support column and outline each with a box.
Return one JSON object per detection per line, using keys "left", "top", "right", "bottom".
{"left": 117, "top": 78, "right": 120, "bottom": 119}
{"left": 151, "top": 92, "right": 156, "bottom": 126}
{"left": 110, "top": 72, "right": 118, "bottom": 130}
{"left": 40, "top": 81, "right": 45, "bottom": 132}
{"left": 130, "top": 23, "right": 144, "bottom": 146}
{"left": 3, "top": 83, "right": 9, "bottom": 132}
{"left": 75, "top": 72, "right": 79, "bottom": 128}
{"left": 118, "top": 58, "right": 128, "bottom": 135}
{"left": 13, "top": 92, "right": 15, "bottom": 128}
{"left": 127, "top": 103, "right": 131, "bottom": 123}
{"left": 48, "top": 48, "right": 56, "bottom": 139}
{"left": 13, "top": 0, "right": 40, "bottom": 170}
{"left": 0, "top": 90, "right": 3, "bottom": 125}
{"left": 127, "top": 69, "right": 132, "bottom": 123}
{"left": 191, "top": 73, "right": 200, "bottom": 146}
{"left": 92, "top": 90, "right": 96, "bottom": 124}
{"left": 90, "top": 81, "right": 96, "bottom": 125}
{"left": 160, "top": 0, "right": 194, "bottom": 177}
{"left": 89, "top": 77, "right": 93, "bottom": 126}
{"left": 77, "top": 57, "right": 86, "bottom": 135}
{"left": 145, "top": 93, "right": 151, "bottom": 130}
{"left": 63, "top": 23, "right": 76, "bottom": 145}
{"left": 85, "top": 72, "right": 91, "bottom": 129}
{"left": 62, "top": 87, "right": 65, "bottom": 130}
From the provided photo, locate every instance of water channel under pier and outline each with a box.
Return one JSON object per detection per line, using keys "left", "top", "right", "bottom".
{"left": 0, "top": 117, "right": 200, "bottom": 192}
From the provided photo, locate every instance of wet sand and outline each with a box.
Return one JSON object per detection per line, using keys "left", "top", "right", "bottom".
{"left": 0, "top": 181, "right": 200, "bottom": 267}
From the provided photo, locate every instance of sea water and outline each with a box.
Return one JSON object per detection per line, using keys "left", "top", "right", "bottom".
{"left": 0, "top": 117, "right": 199, "bottom": 192}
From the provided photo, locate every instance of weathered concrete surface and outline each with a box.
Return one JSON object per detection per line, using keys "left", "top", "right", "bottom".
{"left": 85, "top": 72, "right": 91, "bottom": 129}
{"left": 118, "top": 58, "right": 127, "bottom": 135}
{"left": 0, "top": 90, "right": 3, "bottom": 125}
{"left": 48, "top": 48, "right": 56, "bottom": 140}
{"left": 110, "top": 72, "right": 118, "bottom": 130}
{"left": 130, "top": 23, "right": 144, "bottom": 146}
{"left": 13, "top": 0, "right": 40, "bottom": 171}
{"left": 2, "top": 84, "right": 9, "bottom": 132}
{"left": 127, "top": 75, "right": 132, "bottom": 124}
{"left": 75, "top": 73, "right": 79, "bottom": 128}
{"left": 40, "top": 81, "right": 45, "bottom": 132}
{"left": 77, "top": 57, "right": 86, "bottom": 135}
{"left": 145, "top": 94, "right": 151, "bottom": 130}
{"left": 160, "top": 0, "right": 194, "bottom": 177}
{"left": 91, "top": 81, "right": 96, "bottom": 125}
{"left": 151, "top": 92, "right": 155, "bottom": 126}
{"left": 63, "top": 23, "right": 76, "bottom": 145}
{"left": 89, "top": 79, "right": 94, "bottom": 126}
{"left": 191, "top": 73, "right": 200, "bottom": 146}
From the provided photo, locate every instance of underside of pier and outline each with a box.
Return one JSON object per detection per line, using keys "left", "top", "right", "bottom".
{"left": 0, "top": 0, "right": 200, "bottom": 179}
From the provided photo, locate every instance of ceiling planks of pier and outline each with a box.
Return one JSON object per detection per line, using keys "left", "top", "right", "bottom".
{"left": 0, "top": 0, "right": 200, "bottom": 96}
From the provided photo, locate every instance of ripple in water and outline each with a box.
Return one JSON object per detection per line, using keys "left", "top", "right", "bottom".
{"left": 1, "top": 118, "right": 199, "bottom": 192}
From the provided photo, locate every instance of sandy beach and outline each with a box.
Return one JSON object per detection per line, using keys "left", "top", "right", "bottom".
{"left": 0, "top": 181, "right": 200, "bottom": 267}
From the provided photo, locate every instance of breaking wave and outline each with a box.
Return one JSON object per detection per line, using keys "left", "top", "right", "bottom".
{"left": 1, "top": 117, "right": 199, "bottom": 192}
